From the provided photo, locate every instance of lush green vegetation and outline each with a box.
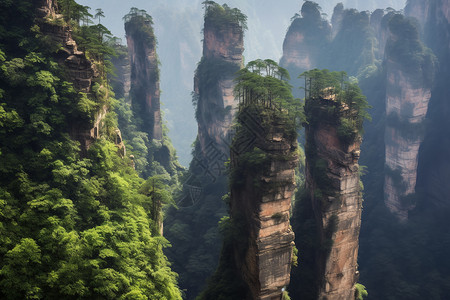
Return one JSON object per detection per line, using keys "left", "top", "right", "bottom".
{"left": 202, "top": 1, "right": 247, "bottom": 31}
{"left": 301, "top": 69, "right": 370, "bottom": 144}
{"left": 0, "top": 1, "right": 181, "bottom": 298}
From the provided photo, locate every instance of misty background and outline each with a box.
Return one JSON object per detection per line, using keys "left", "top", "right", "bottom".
{"left": 77, "top": 0, "right": 405, "bottom": 165}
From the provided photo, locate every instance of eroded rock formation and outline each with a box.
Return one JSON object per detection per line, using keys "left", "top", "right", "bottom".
{"left": 230, "top": 107, "right": 298, "bottom": 300}
{"left": 163, "top": 5, "right": 245, "bottom": 299}
{"left": 125, "top": 15, "right": 162, "bottom": 140}
{"left": 35, "top": 0, "right": 117, "bottom": 154}
{"left": 280, "top": 2, "right": 330, "bottom": 97}
{"left": 194, "top": 13, "right": 244, "bottom": 157}
{"left": 304, "top": 97, "right": 363, "bottom": 299}
{"left": 384, "top": 14, "right": 436, "bottom": 220}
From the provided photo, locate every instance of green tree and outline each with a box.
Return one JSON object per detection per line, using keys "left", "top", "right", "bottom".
{"left": 95, "top": 8, "right": 105, "bottom": 24}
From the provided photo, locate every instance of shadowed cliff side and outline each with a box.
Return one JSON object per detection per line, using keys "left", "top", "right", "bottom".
{"left": 383, "top": 14, "right": 436, "bottom": 221}
{"left": 164, "top": 2, "right": 246, "bottom": 299}
{"left": 118, "top": 8, "right": 183, "bottom": 180}
{"left": 198, "top": 59, "right": 301, "bottom": 300}
{"left": 408, "top": 0, "right": 450, "bottom": 211}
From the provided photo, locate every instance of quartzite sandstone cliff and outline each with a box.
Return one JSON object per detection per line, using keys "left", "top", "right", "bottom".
{"left": 125, "top": 15, "right": 162, "bottom": 141}
{"left": 194, "top": 14, "right": 244, "bottom": 158}
{"left": 304, "top": 97, "right": 362, "bottom": 299}
{"left": 384, "top": 14, "right": 435, "bottom": 220}
{"left": 230, "top": 107, "right": 297, "bottom": 300}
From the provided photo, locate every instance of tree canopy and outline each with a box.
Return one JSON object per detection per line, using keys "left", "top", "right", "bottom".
{"left": 203, "top": 1, "right": 248, "bottom": 31}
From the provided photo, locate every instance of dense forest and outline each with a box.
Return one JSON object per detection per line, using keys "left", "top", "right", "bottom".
{"left": 1, "top": 0, "right": 450, "bottom": 299}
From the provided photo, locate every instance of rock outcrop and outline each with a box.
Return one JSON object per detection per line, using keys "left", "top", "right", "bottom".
{"left": 230, "top": 106, "right": 298, "bottom": 300}
{"left": 384, "top": 14, "right": 436, "bottom": 220}
{"left": 304, "top": 94, "right": 363, "bottom": 299}
{"left": 35, "top": 0, "right": 116, "bottom": 154}
{"left": 163, "top": 4, "right": 245, "bottom": 299}
{"left": 125, "top": 13, "right": 162, "bottom": 141}
{"left": 194, "top": 10, "right": 244, "bottom": 157}
{"left": 279, "top": 2, "right": 330, "bottom": 98}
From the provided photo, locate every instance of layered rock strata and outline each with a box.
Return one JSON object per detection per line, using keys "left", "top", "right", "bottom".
{"left": 384, "top": 15, "right": 435, "bottom": 220}
{"left": 304, "top": 98, "right": 362, "bottom": 299}
{"left": 279, "top": 2, "right": 330, "bottom": 98}
{"left": 230, "top": 108, "right": 298, "bottom": 300}
{"left": 125, "top": 16, "right": 162, "bottom": 140}
{"left": 195, "top": 14, "right": 244, "bottom": 157}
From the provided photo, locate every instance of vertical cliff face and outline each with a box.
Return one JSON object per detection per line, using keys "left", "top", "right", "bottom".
{"left": 110, "top": 45, "right": 131, "bottom": 101}
{"left": 383, "top": 14, "right": 436, "bottom": 220}
{"left": 163, "top": 5, "right": 246, "bottom": 299}
{"left": 305, "top": 98, "right": 362, "bottom": 300}
{"left": 230, "top": 107, "right": 298, "bottom": 300}
{"left": 280, "top": 2, "right": 330, "bottom": 97}
{"left": 412, "top": 0, "right": 450, "bottom": 210}
{"left": 296, "top": 70, "right": 369, "bottom": 300}
{"left": 195, "top": 12, "right": 244, "bottom": 156}
{"left": 125, "top": 14, "right": 162, "bottom": 141}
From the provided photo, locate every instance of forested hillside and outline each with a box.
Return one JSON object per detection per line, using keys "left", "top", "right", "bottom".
{"left": 0, "top": 1, "right": 181, "bottom": 298}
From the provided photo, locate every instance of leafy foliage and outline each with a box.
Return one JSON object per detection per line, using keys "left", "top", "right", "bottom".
{"left": 301, "top": 69, "right": 371, "bottom": 143}
{"left": 0, "top": 1, "right": 181, "bottom": 298}
{"left": 203, "top": 1, "right": 248, "bottom": 31}
{"left": 355, "top": 283, "right": 369, "bottom": 300}
{"left": 234, "top": 59, "right": 304, "bottom": 129}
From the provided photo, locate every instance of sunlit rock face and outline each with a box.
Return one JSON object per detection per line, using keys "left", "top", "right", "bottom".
{"left": 35, "top": 0, "right": 110, "bottom": 154}
{"left": 304, "top": 99, "right": 362, "bottom": 300}
{"left": 195, "top": 20, "right": 243, "bottom": 158}
{"left": 280, "top": 29, "right": 314, "bottom": 72}
{"left": 125, "top": 18, "right": 162, "bottom": 141}
{"left": 383, "top": 14, "right": 436, "bottom": 221}
{"left": 230, "top": 109, "right": 297, "bottom": 300}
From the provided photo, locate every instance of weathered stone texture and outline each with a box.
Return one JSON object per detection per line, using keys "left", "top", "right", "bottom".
{"left": 231, "top": 120, "right": 297, "bottom": 300}
{"left": 305, "top": 100, "right": 362, "bottom": 300}
{"left": 196, "top": 23, "right": 243, "bottom": 157}
{"left": 384, "top": 42, "right": 433, "bottom": 221}
{"left": 125, "top": 21, "right": 162, "bottom": 140}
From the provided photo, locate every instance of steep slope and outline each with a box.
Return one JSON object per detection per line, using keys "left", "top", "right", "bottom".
{"left": 125, "top": 10, "right": 161, "bottom": 141}
{"left": 229, "top": 107, "right": 298, "bottom": 300}
{"left": 0, "top": 0, "right": 181, "bottom": 298}
{"left": 36, "top": 0, "right": 105, "bottom": 154}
